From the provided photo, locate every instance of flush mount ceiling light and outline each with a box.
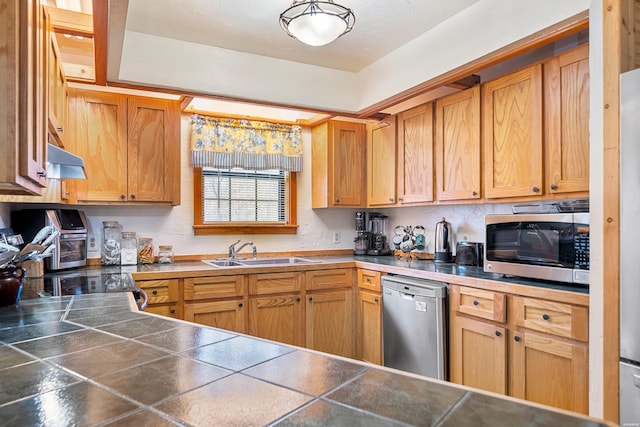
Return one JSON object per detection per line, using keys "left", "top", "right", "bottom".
{"left": 279, "top": 0, "right": 355, "bottom": 47}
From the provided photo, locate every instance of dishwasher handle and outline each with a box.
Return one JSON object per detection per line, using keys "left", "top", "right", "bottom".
{"left": 400, "top": 292, "right": 415, "bottom": 301}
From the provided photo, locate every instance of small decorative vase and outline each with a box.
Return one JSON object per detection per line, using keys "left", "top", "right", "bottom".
{"left": 0, "top": 266, "right": 26, "bottom": 307}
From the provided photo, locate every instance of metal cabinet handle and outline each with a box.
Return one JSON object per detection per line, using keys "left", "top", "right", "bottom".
{"left": 542, "top": 313, "right": 550, "bottom": 321}
{"left": 296, "top": 297, "right": 301, "bottom": 302}
{"left": 374, "top": 298, "right": 379, "bottom": 303}
{"left": 170, "top": 308, "right": 175, "bottom": 314}
{"left": 57, "top": 126, "right": 63, "bottom": 133}
{"left": 532, "top": 186, "right": 540, "bottom": 193}
{"left": 130, "top": 194, "right": 136, "bottom": 200}
{"left": 239, "top": 303, "right": 243, "bottom": 308}
{"left": 473, "top": 300, "right": 479, "bottom": 306}
{"left": 335, "top": 198, "right": 340, "bottom": 204}
{"left": 152, "top": 290, "right": 158, "bottom": 295}
{"left": 495, "top": 331, "right": 502, "bottom": 337}
{"left": 120, "top": 194, "right": 126, "bottom": 200}
{"left": 550, "top": 184, "right": 558, "bottom": 190}
{"left": 398, "top": 197, "right": 404, "bottom": 202}
{"left": 472, "top": 191, "right": 478, "bottom": 197}
{"left": 309, "top": 297, "right": 313, "bottom": 302}
{"left": 514, "top": 336, "right": 521, "bottom": 342}
{"left": 37, "top": 169, "right": 47, "bottom": 177}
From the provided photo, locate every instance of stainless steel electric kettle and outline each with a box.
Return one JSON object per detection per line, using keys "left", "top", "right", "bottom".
{"left": 434, "top": 217, "right": 454, "bottom": 263}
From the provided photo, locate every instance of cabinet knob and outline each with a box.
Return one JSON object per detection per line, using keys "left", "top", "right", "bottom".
{"left": 389, "top": 198, "right": 394, "bottom": 203}
{"left": 170, "top": 308, "right": 175, "bottom": 314}
{"left": 472, "top": 191, "right": 478, "bottom": 197}
{"left": 57, "top": 126, "right": 63, "bottom": 133}
{"left": 239, "top": 303, "right": 243, "bottom": 308}
{"left": 37, "top": 169, "right": 47, "bottom": 177}
{"left": 514, "top": 336, "right": 521, "bottom": 342}
{"left": 542, "top": 313, "right": 550, "bottom": 321}
{"left": 335, "top": 198, "right": 340, "bottom": 204}
{"left": 398, "top": 197, "right": 404, "bottom": 202}
{"left": 130, "top": 194, "right": 136, "bottom": 200}
{"left": 309, "top": 297, "right": 313, "bottom": 302}
{"left": 495, "top": 331, "right": 502, "bottom": 337}
{"left": 473, "top": 300, "right": 479, "bottom": 306}
{"left": 532, "top": 186, "right": 540, "bottom": 193}
{"left": 296, "top": 297, "right": 301, "bottom": 302}
{"left": 120, "top": 194, "right": 126, "bottom": 200}
{"left": 152, "top": 290, "right": 158, "bottom": 295}
{"left": 550, "top": 184, "right": 558, "bottom": 190}
{"left": 374, "top": 298, "right": 379, "bottom": 303}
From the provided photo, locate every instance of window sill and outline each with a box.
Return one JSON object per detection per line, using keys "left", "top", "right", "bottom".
{"left": 193, "top": 224, "right": 299, "bottom": 235}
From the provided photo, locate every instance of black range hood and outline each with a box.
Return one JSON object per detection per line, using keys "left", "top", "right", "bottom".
{"left": 46, "top": 144, "right": 87, "bottom": 179}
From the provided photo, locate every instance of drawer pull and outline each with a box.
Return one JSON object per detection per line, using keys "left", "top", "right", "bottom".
{"left": 239, "top": 303, "right": 243, "bottom": 308}
{"left": 309, "top": 297, "right": 313, "bottom": 302}
{"left": 542, "top": 313, "right": 550, "bottom": 321}
{"left": 495, "top": 331, "right": 501, "bottom": 337}
{"left": 473, "top": 300, "right": 479, "bottom": 306}
{"left": 170, "top": 308, "right": 175, "bottom": 314}
{"left": 152, "top": 290, "right": 158, "bottom": 295}
{"left": 296, "top": 297, "right": 301, "bottom": 302}
{"left": 514, "top": 336, "right": 521, "bottom": 342}
{"left": 374, "top": 298, "right": 379, "bottom": 303}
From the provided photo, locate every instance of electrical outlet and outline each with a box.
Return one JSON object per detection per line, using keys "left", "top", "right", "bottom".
{"left": 332, "top": 231, "right": 341, "bottom": 244}
{"left": 87, "top": 233, "right": 100, "bottom": 258}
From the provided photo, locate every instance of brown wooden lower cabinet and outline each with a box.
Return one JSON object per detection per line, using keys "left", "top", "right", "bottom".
{"left": 449, "top": 284, "right": 589, "bottom": 414}
{"left": 248, "top": 294, "right": 303, "bottom": 346}
{"left": 184, "top": 299, "right": 245, "bottom": 334}
{"left": 145, "top": 304, "right": 179, "bottom": 319}
{"left": 450, "top": 314, "right": 507, "bottom": 394}
{"left": 306, "top": 289, "right": 354, "bottom": 358}
{"left": 356, "top": 289, "right": 382, "bottom": 364}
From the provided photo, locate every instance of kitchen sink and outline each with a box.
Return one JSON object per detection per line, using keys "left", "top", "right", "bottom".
{"left": 202, "top": 259, "right": 246, "bottom": 267}
{"left": 238, "top": 257, "right": 320, "bottom": 266}
{"left": 202, "top": 257, "right": 320, "bottom": 268}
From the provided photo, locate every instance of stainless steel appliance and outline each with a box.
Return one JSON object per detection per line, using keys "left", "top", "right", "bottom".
{"left": 484, "top": 213, "right": 590, "bottom": 285}
{"left": 455, "top": 242, "right": 483, "bottom": 267}
{"left": 620, "top": 68, "right": 640, "bottom": 424}
{"left": 11, "top": 209, "right": 88, "bottom": 271}
{"left": 434, "top": 217, "right": 454, "bottom": 263}
{"left": 353, "top": 212, "right": 391, "bottom": 256}
{"left": 382, "top": 275, "right": 448, "bottom": 380}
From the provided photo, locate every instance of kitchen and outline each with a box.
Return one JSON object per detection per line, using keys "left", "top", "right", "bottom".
{"left": 0, "top": 0, "right": 631, "bottom": 425}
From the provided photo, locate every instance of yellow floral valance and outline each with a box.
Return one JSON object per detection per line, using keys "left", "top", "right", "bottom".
{"left": 190, "top": 114, "right": 303, "bottom": 172}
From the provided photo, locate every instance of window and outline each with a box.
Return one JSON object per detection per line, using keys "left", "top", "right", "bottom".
{"left": 193, "top": 167, "right": 298, "bottom": 235}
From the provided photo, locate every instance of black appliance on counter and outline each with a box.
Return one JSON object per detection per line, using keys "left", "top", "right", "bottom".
{"left": 11, "top": 209, "right": 89, "bottom": 271}
{"left": 354, "top": 212, "right": 391, "bottom": 256}
{"left": 455, "top": 242, "right": 484, "bottom": 267}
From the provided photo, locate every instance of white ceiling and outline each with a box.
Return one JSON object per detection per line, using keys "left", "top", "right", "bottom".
{"left": 120, "top": 0, "right": 481, "bottom": 73}
{"left": 107, "top": 0, "right": 589, "bottom": 115}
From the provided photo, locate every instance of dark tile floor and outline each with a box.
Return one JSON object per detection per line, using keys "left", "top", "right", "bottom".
{"left": 0, "top": 291, "right": 609, "bottom": 427}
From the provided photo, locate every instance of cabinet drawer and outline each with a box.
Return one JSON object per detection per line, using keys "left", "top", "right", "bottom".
{"left": 136, "top": 279, "right": 179, "bottom": 304}
{"left": 452, "top": 286, "right": 506, "bottom": 323}
{"left": 512, "top": 296, "right": 588, "bottom": 341}
{"left": 357, "top": 269, "right": 381, "bottom": 292}
{"left": 184, "top": 276, "right": 244, "bottom": 300}
{"left": 306, "top": 269, "right": 354, "bottom": 291}
{"left": 249, "top": 272, "right": 302, "bottom": 295}
{"left": 145, "top": 304, "right": 180, "bottom": 319}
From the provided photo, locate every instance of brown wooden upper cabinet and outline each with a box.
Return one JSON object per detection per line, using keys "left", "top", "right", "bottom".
{"left": 0, "top": 0, "right": 49, "bottom": 195}
{"left": 68, "top": 88, "right": 181, "bottom": 205}
{"left": 396, "top": 103, "right": 435, "bottom": 205}
{"left": 483, "top": 64, "right": 544, "bottom": 199}
{"left": 47, "top": 13, "right": 68, "bottom": 148}
{"left": 312, "top": 120, "right": 366, "bottom": 208}
{"left": 367, "top": 118, "right": 397, "bottom": 207}
{"left": 435, "top": 85, "right": 482, "bottom": 201}
{"left": 544, "top": 43, "right": 590, "bottom": 196}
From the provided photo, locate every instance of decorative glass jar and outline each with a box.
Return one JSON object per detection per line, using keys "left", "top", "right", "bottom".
{"left": 101, "top": 221, "right": 121, "bottom": 265}
{"left": 120, "top": 232, "right": 138, "bottom": 265}
{"left": 157, "top": 245, "right": 174, "bottom": 264}
{"left": 137, "top": 238, "right": 154, "bottom": 264}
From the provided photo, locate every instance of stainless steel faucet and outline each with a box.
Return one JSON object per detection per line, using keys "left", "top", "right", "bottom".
{"left": 228, "top": 240, "right": 256, "bottom": 259}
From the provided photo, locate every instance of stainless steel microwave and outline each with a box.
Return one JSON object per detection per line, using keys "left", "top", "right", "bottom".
{"left": 484, "top": 213, "right": 589, "bottom": 285}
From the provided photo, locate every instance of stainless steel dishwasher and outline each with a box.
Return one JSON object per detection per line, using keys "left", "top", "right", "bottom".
{"left": 382, "top": 275, "right": 448, "bottom": 380}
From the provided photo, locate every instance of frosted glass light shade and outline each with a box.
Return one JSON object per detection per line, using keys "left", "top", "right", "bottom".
{"left": 280, "top": 1, "right": 355, "bottom": 47}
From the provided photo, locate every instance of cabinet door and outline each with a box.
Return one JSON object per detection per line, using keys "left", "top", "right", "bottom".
{"left": 146, "top": 304, "right": 180, "bottom": 319}
{"left": 71, "top": 89, "right": 128, "bottom": 202}
{"left": 184, "top": 299, "right": 245, "bottom": 333}
{"left": 357, "top": 289, "right": 382, "bottom": 365}
{"left": 47, "top": 26, "right": 67, "bottom": 146}
{"left": 248, "top": 294, "right": 303, "bottom": 346}
{"left": 483, "top": 64, "right": 543, "bottom": 198}
{"left": 435, "top": 86, "right": 481, "bottom": 201}
{"left": 127, "top": 96, "right": 180, "bottom": 203}
{"left": 184, "top": 275, "right": 244, "bottom": 301}
{"left": 397, "top": 103, "right": 434, "bottom": 205}
{"left": 545, "top": 44, "right": 590, "bottom": 195}
{"left": 331, "top": 121, "right": 365, "bottom": 207}
{"left": 367, "top": 118, "right": 397, "bottom": 207}
{"left": 511, "top": 330, "right": 588, "bottom": 414}
{"left": 450, "top": 314, "right": 507, "bottom": 395}
{"left": 136, "top": 278, "right": 179, "bottom": 304}
{"left": 306, "top": 289, "right": 354, "bottom": 358}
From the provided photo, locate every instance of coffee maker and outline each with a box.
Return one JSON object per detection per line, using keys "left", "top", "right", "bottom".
{"left": 354, "top": 212, "right": 391, "bottom": 256}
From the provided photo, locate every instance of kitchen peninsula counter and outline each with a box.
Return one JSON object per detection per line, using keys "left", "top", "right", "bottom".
{"left": 0, "top": 289, "right": 607, "bottom": 426}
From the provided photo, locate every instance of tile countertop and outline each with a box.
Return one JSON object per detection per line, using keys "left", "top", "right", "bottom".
{"left": 0, "top": 291, "right": 609, "bottom": 427}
